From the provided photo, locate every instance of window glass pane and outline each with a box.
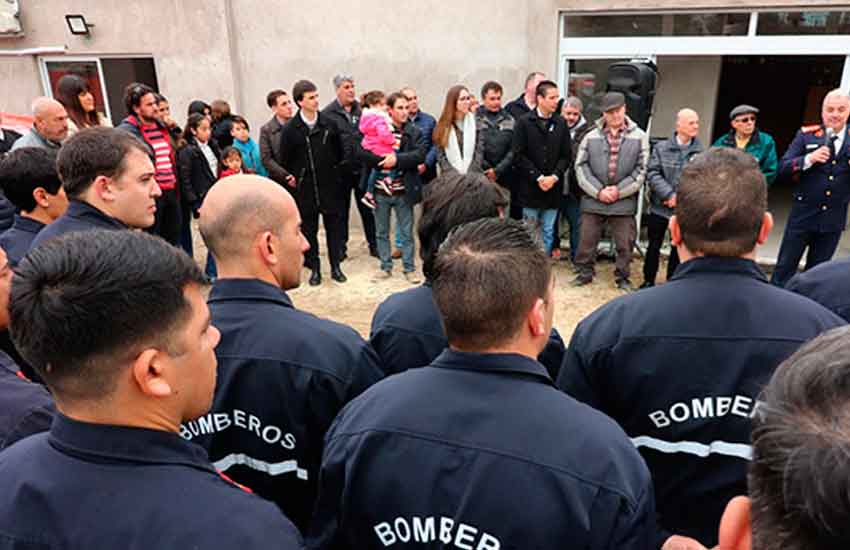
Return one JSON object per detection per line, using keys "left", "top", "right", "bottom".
{"left": 564, "top": 13, "right": 750, "bottom": 37}
{"left": 566, "top": 58, "right": 628, "bottom": 122}
{"left": 672, "top": 13, "right": 749, "bottom": 36}
{"left": 757, "top": 11, "right": 850, "bottom": 35}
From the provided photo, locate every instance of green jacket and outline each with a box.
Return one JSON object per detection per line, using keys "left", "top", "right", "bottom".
{"left": 712, "top": 129, "right": 778, "bottom": 185}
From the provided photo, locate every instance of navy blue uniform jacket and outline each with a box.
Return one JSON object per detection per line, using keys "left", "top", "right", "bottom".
{"left": 0, "top": 215, "right": 45, "bottom": 266}
{"left": 370, "top": 283, "right": 566, "bottom": 379}
{"left": 184, "top": 278, "right": 383, "bottom": 531}
{"left": 787, "top": 256, "right": 850, "bottom": 321}
{"left": 0, "top": 414, "right": 303, "bottom": 549}
{"left": 0, "top": 349, "right": 53, "bottom": 450}
{"left": 307, "top": 349, "right": 657, "bottom": 550}
{"left": 779, "top": 125, "right": 850, "bottom": 232}
{"left": 558, "top": 257, "right": 845, "bottom": 547}
{"left": 28, "top": 200, "right": 127, "bottom": 251}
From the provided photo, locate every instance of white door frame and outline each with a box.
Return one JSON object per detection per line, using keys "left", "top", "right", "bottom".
{"left": 38, "top": 56, "right": 113, "bottom": 121}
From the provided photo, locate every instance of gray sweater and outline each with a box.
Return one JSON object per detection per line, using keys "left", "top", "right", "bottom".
{"left": 575, "top": 116, "right": 649, "bottom": 216}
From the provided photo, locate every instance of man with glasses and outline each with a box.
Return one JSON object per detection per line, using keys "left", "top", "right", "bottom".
{"left": 712, "top": 104, "right": 778, "bottom": 185}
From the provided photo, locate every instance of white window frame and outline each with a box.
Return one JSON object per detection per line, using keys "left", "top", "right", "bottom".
{"left": 38, "top": 56, "right": 113, "bottom": 121}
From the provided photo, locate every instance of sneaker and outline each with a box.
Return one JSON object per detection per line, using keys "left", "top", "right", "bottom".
{"left": 639, "top": 281, "right": 655, "bottom": 290}
{"left": 404, "top": 271, "right": 422, "bottom": 284}
{"left": 360, "top": 193, "right": 376, "bottom": 210}
{"left": 375, "top": 270, "right": 392, "bottom": 280}
{"left": 570, "top": 276, "right": 592, "bottom": 287}
{"left": 616, "top": 279, "right": 634, "bottom": 292}
{"left": 376, "top": 178, "right": 392, "bottom": 195}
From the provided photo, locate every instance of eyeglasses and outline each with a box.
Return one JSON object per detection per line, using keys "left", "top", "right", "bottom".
{"left": 458, "top": 96, "right": 471, "bottom": 101}
{"left": 735, "top": 116, "right": 756, "bottom": 123}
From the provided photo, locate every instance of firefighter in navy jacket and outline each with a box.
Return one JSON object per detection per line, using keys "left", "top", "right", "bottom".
{"left": 770, "top": 90, "right": 850, "bottom": 287}
{"left": 557, "top": 149, "right": 845, "bottom": 548}
{"left": 186, "top": 176, "right": 383, "bottom": 531}
{"left": 0, "top": 230, "right": 302, "bottom": 550}
{"left": 309, "top": 219, "right": 658, "bottom": 550}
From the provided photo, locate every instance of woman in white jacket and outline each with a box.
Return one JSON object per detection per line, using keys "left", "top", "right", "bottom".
{"left": 433, "top": 85, "right": 484, "bottom": 175}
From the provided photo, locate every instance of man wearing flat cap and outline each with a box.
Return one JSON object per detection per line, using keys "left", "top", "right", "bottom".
{"left": 573, "top": 91, "right": 649, "bottom": 291}
{"left": 713, "top": 104, "right": 778, "bottom": 185}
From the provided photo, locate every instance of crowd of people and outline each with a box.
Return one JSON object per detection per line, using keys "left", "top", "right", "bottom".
{"left": 0, "top": 69, "right": 849, "bottom": 550}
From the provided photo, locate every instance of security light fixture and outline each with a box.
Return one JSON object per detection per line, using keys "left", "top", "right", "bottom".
{"left": 65, "top": 14, "right": 94, "bottom": 36}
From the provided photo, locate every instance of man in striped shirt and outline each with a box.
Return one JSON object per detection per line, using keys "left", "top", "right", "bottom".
{"left": 117, "top": 82, "right": 181, "bottom": 246}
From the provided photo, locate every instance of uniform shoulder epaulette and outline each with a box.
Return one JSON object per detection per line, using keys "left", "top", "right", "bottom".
{"left": 801, "top": 124, "right": 822, "bottom": 134}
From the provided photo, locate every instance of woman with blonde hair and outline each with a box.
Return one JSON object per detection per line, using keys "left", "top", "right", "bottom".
{"left": 432, "top": 85, "right": 483, "bottom": 175}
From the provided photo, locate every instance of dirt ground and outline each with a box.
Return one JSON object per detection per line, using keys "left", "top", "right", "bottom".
{"left": 193, "top": 214, "right": 652, "bottom": 341}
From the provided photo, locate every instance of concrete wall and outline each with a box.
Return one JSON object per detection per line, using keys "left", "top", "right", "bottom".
{"left": 651, "top": 56, "right": 722, "bottom": 145}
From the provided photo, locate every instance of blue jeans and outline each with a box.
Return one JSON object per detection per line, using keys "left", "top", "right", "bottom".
{"left": 375, "top": 193, "right": 415, "bottom": 273}
{"left": 523, "top": 208, "right": 559, "bottom": 255}
{"left": 559, "top": 194, "right": 582, "bottom": 260}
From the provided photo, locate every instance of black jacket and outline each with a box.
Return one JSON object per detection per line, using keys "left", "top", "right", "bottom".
{"left": 212, "top": 116, "right": 234, "bottom": 149}
{"left": 321, "top": 99, "right": 362, "bottom": 181}
{"left": 513, "top": 110, "right": 571, "bottom": 209}
{"left": 558, "top": 257, "right": 845, "bottom": 547}
{"left": 0, "top": 350, "right": 54, "bottom": 451}
{"left": 308, "top": 350, "right": 657, "bottom": 550}
{"left": 0, "top": 129, "right": 21, "bottom": 156}
{"left": 476, "top": 106, "right": 515, "bottom": 187}
{"left": 787, "top": 256, "right": 850, "bottom": 321}
{"left": 505, "top": 93, "right": 533, "bottom": 121}
{"left": 0, "top": 414, "right": 302, "bottom": 549}
{"left": 29, "top": 200, "right": 127, "bottom": 252}
{"left": 177, "top": 137, "right": 221, "bottom": 209}
{"left": 370, "top": 283, "right": 566, "bottom": 379}
{"left": 356, "top": 120, "right": 427, "bottom": 206}
{"left": 0, "top": 214, "right": 44, "bottom": 267}
{"left": 185, "top": 278, "right": 383, "bottom": 531}
{"left": 279, "top": 111, "right": 346, "bottom": 213}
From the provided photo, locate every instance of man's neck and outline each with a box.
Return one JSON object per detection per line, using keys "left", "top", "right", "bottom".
{"left": 450, "top": 339, "right": 541, "bottom": 361}
{"left": 537, "top": 107, "right": 552, "bottom": 119}
{"left": 275, "top": 115, "right": 290, "bottom": 125}
{"left": 338, "top": 98, "right": 352, "bottom": 112}
{"left": 216, "top": 264, "right": 282, "bottom": 289}
{"left": 409, "top": 108, "right": 419, "bottom": 118}
{"left": 675, "top": 133, "right": 692, "bottom": 146}
{"left": 21, "top": 209, "right": 52, "bottom": 225}
{"left": 301, "top": 109, "right": 317, "bottom": 122}
{"left": 135, "top": 114, "right": 156, "bottom": 126}
{"left": 735, "top": 131, "right": 752, "bottom": 141}
{"left": 524, "top": 94, "right": 536, "bottom": 109}
{"left": 79, "top": 194, "right": 122, "bottom": 223}
{"left": 58, "top": 400, "right": 182, "bottom": 434}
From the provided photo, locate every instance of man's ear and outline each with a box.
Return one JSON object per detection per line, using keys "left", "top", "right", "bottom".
{"left": 131, "top": 348, "right": 173, "bottom": 398}
{"left": 669, "top": 215, "right": 682, "bottom": 247}
{"left": 92, "top": 175, "right": 117, "bottom": 203}
{"left": 526, "top": 298, "right": 547, "bottom": 338}
{"left": 718, "top": 496, "right": 752, "bottom": 550}
{"left": 32, "top": 187, "right": 49, "bottom": 209}
{"left": 256, "top": 231, "right": 278, "bottom": 267}
{"left": 757, "top": 212, "right": 774, "bottom": 246}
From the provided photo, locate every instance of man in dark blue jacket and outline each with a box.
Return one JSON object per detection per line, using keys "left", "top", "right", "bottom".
{"left": 0, "top": 230, "right": 301, "bottom": 549}
{"left": 786, "top": 256, "right": 850, "bottom": 322}
{"left": 0, "top": 244, "right": 54, "bottom": 450}
{"left": 771, "top": 89, "right": 850, "bottom": 287}
{"left": 29, "top": 127, "right": 160, "bottom": 251}
{"left": 309, "top": 218, "right": 658, "bottom": 550}
{"left": 0, "top": 147, "right": 68, "bottom": 266}
{"left": 558, "top": 148, "right": 845, "bottom": 548}
{"left": 188, "top": 175, "right": 383, "bottom": 531}
{"left": 370, "top": 171, "right": 565, "bottom": 379}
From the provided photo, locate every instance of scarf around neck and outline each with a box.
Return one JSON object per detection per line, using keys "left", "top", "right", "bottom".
{"left": 445, "top": 112, "right": 476, "bottom": 174}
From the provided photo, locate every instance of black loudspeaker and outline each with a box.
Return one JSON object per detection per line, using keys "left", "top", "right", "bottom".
{"left": 606, "top": 62, "right": 658, "bottom": 131}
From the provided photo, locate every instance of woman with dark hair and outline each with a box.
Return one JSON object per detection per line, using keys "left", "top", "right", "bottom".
{"left": 187, "top": 100, "right": 212, "bottom": 122}
{"left": 176, "top": 113, "right": 220, "bottom": 259}
{"left": 432, "top": 85, "right": 483, "bottom": 175}
{"left": 55, "top": 74, "right": 110, "bottom": 137}
{"left": 210, "top": 99, "right": 234, "bottom": 148}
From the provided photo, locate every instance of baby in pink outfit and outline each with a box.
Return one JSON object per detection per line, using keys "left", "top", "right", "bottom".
{"left": 358, "top": 91, "right": 399, "bottom": 209}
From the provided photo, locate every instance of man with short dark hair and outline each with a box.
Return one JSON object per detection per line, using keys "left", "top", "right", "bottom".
{"left": 712, "top": 104, "right": 777, "bottom": 185}
{"left": 513, "top": 80, "right": 571, "bottom": 256}
{"left": 356, "top": 92, "right": 425, "bottom": 282}
{"left": 260, "top": 89, "right": 295, "bottom": 187}
{"left": 573, "top": 91, "right": 649, "bottom": 291}
{"left": 280, "top": 79, "right": 347, "bottom": 285}
{"left": 554, "top": 96, "right": 592, "bottom": 263}
{"left": 0, "top": 147, "right": 68, "bottom": 266}
{"left": 0, "top": 230, "right": 302, "bottom": 548}
{"left": 322, "top": 74, "right": 376, "bottom": 260}
{"left": 11, "top": 97, "right": 68, "bottom": 152}
{"left": 369, "top": 171, "right": 566, "bottom": 379}
{"left": 29, "top": 127, "right": 161, "bottom": 251}
{"left": 117, "top": 82, "right": 181, "bottom": 245}
{"left": 0, "top": 243, "right": 54, "bottom": 450}
{"left": 717, "top": 326, "right": 850, "bottom": 550}
{"left": 477, "top": 81, "right": 515, "bottom": 190}
{"left": 192, "top": 175, "right": 382, "bottom": 531}
{"left": 558, "top": 148, "right": 845, "bottom": 548}
{"left": 310, "top": 217, "right": 657, "bottom": 550}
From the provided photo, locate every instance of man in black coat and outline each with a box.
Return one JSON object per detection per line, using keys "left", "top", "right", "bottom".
{"left": 322, "top": 75, "right": 376, "bottom": 259}
{"left": 512, "top": 80, "right": 571, "bottom": 256}
{"left": 279, "top": 80, "right": 347, "bottom": 285}
{"left": 477, "top": 81, "right": 515, "bottom": 192}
